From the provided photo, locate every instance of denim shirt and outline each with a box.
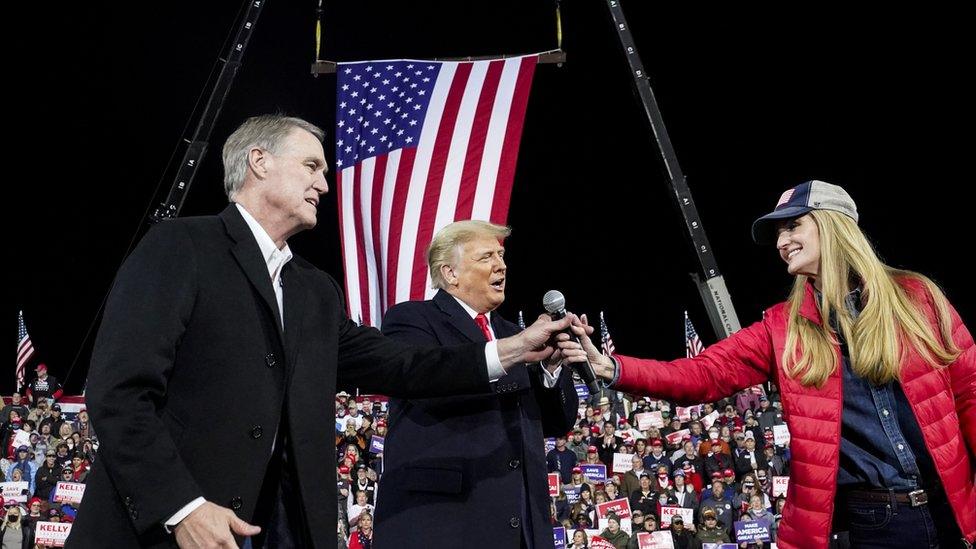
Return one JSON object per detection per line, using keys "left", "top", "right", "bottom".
{"left": 829, "top": 288, "right": 939, "bottom": 489}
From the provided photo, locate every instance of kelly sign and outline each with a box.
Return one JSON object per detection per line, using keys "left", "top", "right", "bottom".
{"left": 659, "top": 505, "right": 694, "bottom": 527}
{"left": 54, "top": 481, "right": 87, "bottom": 504}
{"left": 773, "top": 476, "right": 790, "bottom": 497}
{"left": 35, "top": 521, "right": 73, "bottom": 547}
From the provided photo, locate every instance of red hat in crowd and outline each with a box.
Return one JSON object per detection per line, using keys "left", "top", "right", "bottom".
{"left": 590, "top": 425, "right": 601, "bottom": 434}
{"left": 572, "top": 467, "right": 583, "bottom": 474}
{"left": 682, "top": 434, "right": 692, "bottom": 441}
{"left": 338, "top": 464, "right": 350, "bottom": 475}
{"left": 36, "top": 363, "right": 48, "bottom": 372}
{"left": 711, "top": 472, "right": 722, "bottom": 479}
{"left": 587, "top": 445, "right": 598, "bottom": 454}
{"left": 732, "top": 425, "right": 743, "bottom": 432}
{"left": 650, "top": 438, "right": 663, "bottom": 446}
{"left": 618, "top": 417, "right": 628, "bottom": 425}
{"left": 377, "top": 419, "right": 387, "bottom": 427}
{"left": 764, "top": 442, "right": 774, "bottom": 449}
{"left": 29, "top": 497, "right": 42, "bottom": 507}
{"left": 723, "top": 469, "right": 735, "bottom": 476}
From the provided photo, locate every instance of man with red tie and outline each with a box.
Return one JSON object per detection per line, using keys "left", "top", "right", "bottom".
{"left": 374, "top": 220, "right": 579, "bottom": 549}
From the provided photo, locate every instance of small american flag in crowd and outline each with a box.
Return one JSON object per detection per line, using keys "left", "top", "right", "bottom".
{"left": 600, "top": 311, "right": 615, "bottom": 357}
{"left": 17, "top": 310, "right": 34, "bottom": 390}
{"left": 685, "top": 310, "right": 704, "bottom": 358}
{"left": 335, "top": 55, "right": 538, "bottom": 326}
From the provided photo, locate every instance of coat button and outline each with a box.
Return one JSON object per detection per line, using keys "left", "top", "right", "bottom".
{"left": 509, "top": 517, "right": 520, "bottom": 528}
{"left": 265, "top": 353, "right": 277, "bottom": 368}
{"left": 250, "top": 426, "right": 264, "bottom": 439}
{"left": 130, "top": 510, "right": 139, "bottom": 520}
{"left": 231, "top": 497, "right": 243, "bottom": 510}
{"left": 124, "top": 496, "right": 133, "bottom": 506}
{"left": 509, "top": 459, "right": 520, "bottom": 470}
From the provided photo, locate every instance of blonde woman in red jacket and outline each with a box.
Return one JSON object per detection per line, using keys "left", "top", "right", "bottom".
{"left": 560, "top": 181, "right": 975, "bottom": 549}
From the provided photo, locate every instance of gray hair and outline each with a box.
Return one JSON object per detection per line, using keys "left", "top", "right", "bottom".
{"left": 427, "top": 220, "right": 511, "bottom": 290}
{"left": 221, "top": 114, "right": 325, "bottom": 200}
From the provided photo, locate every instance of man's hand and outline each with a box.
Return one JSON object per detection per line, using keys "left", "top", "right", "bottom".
{"left": 174, "top": 502, "right": 260, "bottom": 548}
{"left": 496, "top": 314, "right": 571, "bottom": 369}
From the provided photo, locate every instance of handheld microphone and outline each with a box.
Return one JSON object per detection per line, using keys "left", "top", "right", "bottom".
{"left": 542, "top": 290, "right": 602, "bottom": 395}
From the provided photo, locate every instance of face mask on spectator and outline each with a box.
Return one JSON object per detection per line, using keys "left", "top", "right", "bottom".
{"left": 709, "top": 430, "right": 719, "bottom": 440}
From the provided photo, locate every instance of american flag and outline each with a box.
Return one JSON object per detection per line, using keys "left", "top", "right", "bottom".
{"left": 335, "top": 55, "right": 538, "bottom": 326}
{"left": 17, "top": 310, "right": 34, "bottom": 391}
{"left": 600, "top": 311, "right": 615, "bottom": 356}
{"left": 685, "top": 310, "right": 704, "bottom": 358}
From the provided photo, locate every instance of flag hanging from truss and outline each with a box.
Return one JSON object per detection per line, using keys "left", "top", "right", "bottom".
{"left": 17, "top": 310, "right": 34, "bottom": 391}
{"left": 335, "top": 54, "right": 539, "bottom": 326}
{"left": 685, "top": 310, "right": 704, "bottom": 358}
{"left": 600, "top": 311, "right": 615, "bottom": 357}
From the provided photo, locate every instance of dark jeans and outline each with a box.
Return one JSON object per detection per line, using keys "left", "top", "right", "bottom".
{"left": 830, "top": 488, "right": 965, "bottom": 549}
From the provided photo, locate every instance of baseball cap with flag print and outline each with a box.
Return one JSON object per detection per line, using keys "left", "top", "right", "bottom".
{"left": 751, "top": 180, "right": 858, "bottom": 244}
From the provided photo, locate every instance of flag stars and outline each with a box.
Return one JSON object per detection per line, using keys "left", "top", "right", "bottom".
{"left": 353, "top": 75, "right": 362, "bottom": 81}
{"left": 379, "top": 135, "right": 387, "bottom": 142}
{"left": 365, "top": 66, "right": 373, "bottom": 72}
{"left": 413, "top": 104, "right": 422, "bottom": 110}
{"left": 371, "top": 128, "right": 379, "bottom": 135}
{"left": 351, "top": 91, "right": 359, "bottom": 98}
{"left": 394, "top": 72, "right": 402, "bottom": 77}
{"left": 405, "top": 137, "right": 414, "bottom": 143}
{"left": 368, "top": 146, "right": 375, "bottom": 153}
{"left": 348, "top": 108, "right": 356, "bottom": 115}
{"left": 342, "top": 84, "right": 349, "bottom": 91}
{"left": 344, "top": 68, "right": 352, "bottom": 74}
{"left": 383, "top": 79, "right": 390, "bottom": 85}
{"left": 422, "top": 77, "right": 430, "bottom": 82}
{"left": 417, "top": 90, "right": 426, "bottom": 96}
{"left": 409, "top": 119, "right": 418, "bottom": 125}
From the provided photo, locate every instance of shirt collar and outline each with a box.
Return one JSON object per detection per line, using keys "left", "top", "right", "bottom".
{"left": 235, "top": 203, "right": 293, "bottom": 274}
{"left": 451, "top": 295, "right": 491, "bottom": 322}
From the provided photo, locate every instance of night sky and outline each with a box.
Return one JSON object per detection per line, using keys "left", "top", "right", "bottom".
{"left": 14, "top": 2, "right": 973, "bottom": 393}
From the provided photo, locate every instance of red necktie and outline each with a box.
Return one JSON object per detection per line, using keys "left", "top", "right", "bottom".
{"left": 475, "top": 313, "right": 493, "bottom": 341}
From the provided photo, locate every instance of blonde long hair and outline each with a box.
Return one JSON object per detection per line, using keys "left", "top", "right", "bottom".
{"left": 782, "top": 210, "right": 960, "bottom": 387}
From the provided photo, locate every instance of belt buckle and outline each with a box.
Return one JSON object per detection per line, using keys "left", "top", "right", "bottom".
{"left": 908, "top": 489, "right": 928, "bottom": 507}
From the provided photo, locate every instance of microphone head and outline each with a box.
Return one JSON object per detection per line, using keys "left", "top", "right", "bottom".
{"left": 543, "top": 290, "right": 566, "bottom": 314}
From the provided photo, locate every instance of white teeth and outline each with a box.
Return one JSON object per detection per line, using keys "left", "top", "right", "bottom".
{"left": 788, "top": 249, "right": 801, "bottom": 259}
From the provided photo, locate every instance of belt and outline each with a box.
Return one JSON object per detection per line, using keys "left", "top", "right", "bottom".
{"left": 842, "top": 488, "right": 929, "bottom": 507}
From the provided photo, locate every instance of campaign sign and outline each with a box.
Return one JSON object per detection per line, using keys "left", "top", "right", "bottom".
{"left": 0, "top": 481, "right": 29, "bottom": 504}
{"left": 612, "top": 452, "right": 635, "bottom": 473}
{"left": 659, "top": 505, "right": 694, "bottom": 528}
{"left": 575, "top": 384, "right": 590, "bottom": 400}
{"left": 548, "top": 473, "right": 560, "bottom": 497}
{"left": 701, "top": 545, "right": 739, "bottom": 549}
{"left": 581, "top": 464, "right": 607, "bottom": 483}
{"left": 701, "top": 411, "right": 720, "bottom": 430}
{"left": 596, "top": 497, "right": 631, "bottom": 520}
{"left": 773, "top": 476, "right": 790, "bottom": 497}
{"left": 35, "top": 521, "right": 73, "bottom": 547}
{"left": 674, "top": 404, "right": 701, "bottom": 423}
{"left": 13, "top": 430, "right": 31, "bottom": 449}
{"left": 54, "top": 481, "right": 86, "bottom": 504}
{"left": 773, "top": 424, "right": 791, "bottom": 446}
{"left": 545, "top": 437, "right": 557, "bottom": 454}
{"left": 637, "top": 531, "right": 675, "bottom": 549}
{"left": 665, "top": 429, "right": 691, "bottom": 446}
{"left": 565, "top": 486, "right": 581, "bottom": 504}
{"left": 369, "top": 435, "right": 385, "bottom": 454}
{"left": 590, "top": 537, "right": 617, "bottom": 549}
{"left": 553, "top": 526, "right": 566, "bottom": 549}
{"left": 642, "top": 411, "right": 665, "bottom": 429}
{"left": 735, "top": 518, "right": 772, "bottom": 543}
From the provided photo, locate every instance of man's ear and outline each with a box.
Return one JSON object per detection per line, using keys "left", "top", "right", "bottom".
{"left": 441, "top": 264, "right": 458, "bottom": 287}
{"left": 248, "top": 147, "right": 270, "bottom": 179}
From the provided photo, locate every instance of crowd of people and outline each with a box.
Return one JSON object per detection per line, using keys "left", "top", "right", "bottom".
{"left": 0, "top": 364, "right": 95, "bottom": 548}
{"left": 332, "top": 379, "right": 793, "bottom": 548}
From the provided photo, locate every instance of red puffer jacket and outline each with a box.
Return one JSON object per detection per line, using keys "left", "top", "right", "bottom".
{"left": 612, "top": 278, "right": 976, "bottom": 548}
